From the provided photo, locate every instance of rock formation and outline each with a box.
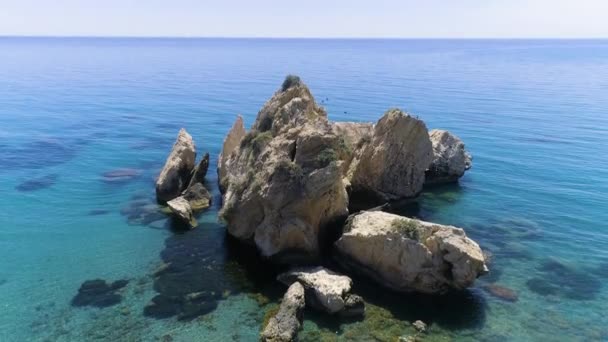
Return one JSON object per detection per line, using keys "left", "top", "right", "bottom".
{"left": 349, "top": 109, "right": 433, "bottom": 203}
{"left": 155, "top": 129, "right": 196, "bottom": 203}
{"left": 187, "top": 152, "right": 209, "bottom": 188}
{"left": 218, "top": 77, "right": 349, "bottom": 261}
{"left": 167, "top": 197, "right": 197, "bottom": 228}
{"left": 334, "top": 211, "right": 488, "bottom": 293}
{"left": 425, "top": 129, "right": 472, "bottom": 184}
{"left": 218, "top": 115, "right": 246, "bottom": 189}
{"left": 277, "top": 266, "right": 364, "bottom": 316}
{"left": 260, "top": 282, "right": 305, "bottom": 342}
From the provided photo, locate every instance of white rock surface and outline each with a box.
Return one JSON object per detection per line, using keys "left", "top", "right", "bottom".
{"left": 425, "top": 129, "right": 472, "bottom": 184}
{"left": 155, "top": 129, "right": 196, "bottom": 202}
{"left": 335, "top": 211, "right": 487, "bottom": 293}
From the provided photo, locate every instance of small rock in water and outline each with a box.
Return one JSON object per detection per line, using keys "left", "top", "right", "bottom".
{"left": 482, "top": 283, "right": 518, "bottom": 302}
{"left": 71, "top": 279, "right": 129, "bottom": 308}
{"left": 15, "top": 174, "right": 58, "bottom": 192}
{"left": 412, "top": 320, "right": 427, "bottom": 333}
{"left": 101, "top": 168, "right": 143, "bottom": 183}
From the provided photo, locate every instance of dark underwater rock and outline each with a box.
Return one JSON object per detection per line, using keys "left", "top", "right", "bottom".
{"left": 101, "top": 168, "right": 143, "bottom": 183}
{"left": 0, "top": 139, "right": 76, "bottom": 170}
{"left": 15, "top": 174, "right": 58, "bottom": 192}
{"left": 526, "top": 258, "right": 601, "bottom": 300}
{"left": 482, "top": 283, "right": 518, "bottom": 302}
{"left": 71, "top": 279, "right": 129, "bottom": 308}
{"left": 88, "top": 209, "right": 110, "bottom": 216}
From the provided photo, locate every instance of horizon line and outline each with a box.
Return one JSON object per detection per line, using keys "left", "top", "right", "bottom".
{"left": 1, "top": 35, "right": 607, "bottom": 40}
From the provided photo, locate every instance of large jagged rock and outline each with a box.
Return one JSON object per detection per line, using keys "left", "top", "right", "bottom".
{"left": 218, "top": 77, "right": 349, "bottom": 261}
{"left": 218, "top": 115, "right": 246, "bottom": 190}
{"left": 187, "top": 153, "right": 209, "bottom": 189}
{"left": 277, "top": 267, "right": 364, "bottom": 316}
{"left": 349, "top": 109, "right": 433, "bottom": 204}
{"left": 156, "top": 129, "right": 196, "bottom": 203}
{"left": 331, "top": 121, "right": 373, "bottom": 180}
{"left": 425, "top": 129, "right": 472, "bottom": 185}
{"left": 167, "top": 196, "right": 197, "bottom": 228}
{"left": 260, "top": 282, "right": 305, "bottom": 342}
{"left": 334, "top": 211, "right": 488, "bottom": 294}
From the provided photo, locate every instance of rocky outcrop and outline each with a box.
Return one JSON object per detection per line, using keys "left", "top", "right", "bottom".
{"left": 218, "top": 78, "right": 349, "bottom": 261}
{"left": 182, "top": 183, "right": 211, "bottom": 211}
{"left": 334, "top": 211, "right": 488, "bottom": 294}
{"left": 167, "top": 196, "right": 197, "bottom": 228}
{"left": 218, "top": 115, "right": 246, "bottom": 190}
{"left": 260, "top": 282, "right": 305, "bottom": 342}
{"left": 188, "top": 152, "right": 209, "bottom": 188}
{"left": 156, "top": 129, "right": 196, "bottom": 203}
{"left": 277, "top": 267, "right": 364, "bottom": 316}
{"left": 349, "top": 109, "right": 433, "bottom": 204}
{"left": 425, "top": 129, "right": 472, "bottom": 185}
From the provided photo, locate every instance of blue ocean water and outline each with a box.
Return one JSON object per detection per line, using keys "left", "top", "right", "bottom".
{"left": 1, "top": 38, "right": 607, "bottom": 341}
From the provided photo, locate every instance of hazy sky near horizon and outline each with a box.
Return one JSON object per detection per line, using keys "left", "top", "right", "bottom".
{"left": 2, "top": 0, "right": 608, "bottom": 38}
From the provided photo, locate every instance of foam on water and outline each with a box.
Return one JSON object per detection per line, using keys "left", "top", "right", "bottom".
{"left": 1, "top": 38, "right": 607, "bottom": 341}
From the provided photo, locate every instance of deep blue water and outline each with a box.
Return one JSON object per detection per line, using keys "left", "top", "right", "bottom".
{"left": 1, "top": 38, "right": 608, "bottom": 341}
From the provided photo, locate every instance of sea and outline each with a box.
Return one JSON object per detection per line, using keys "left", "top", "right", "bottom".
{"left": 0, "top": 37, "right": 607, "bottom": 341}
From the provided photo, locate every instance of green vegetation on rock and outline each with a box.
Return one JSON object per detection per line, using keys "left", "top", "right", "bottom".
{"left": 316, "top": 148, "right": 338, "bottom": 168}
{"left": 391, "top": 219, "right": 421, "bottom": 240}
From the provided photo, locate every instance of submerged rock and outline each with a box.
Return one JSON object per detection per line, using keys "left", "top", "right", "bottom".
{"left": 349, "top": 109, "right": 433, "bottom": 203}
{"left": 482, "top": 283, "right": 518, "bottom": 302}
{"left": 15, "top": 174, "right": 59, "bottom": 192}
{"left": 218, "top": 115, "right": 246, "bottom": 190}
{"left": 260, "top": 282, "right": 305, "bottom": 342}
{"left": 71, "top": 279, "right": 129, "bottom": 308}
{"left": 526, "top": 258, "right": 601, "bottom": 300}
{"left": 101, "top": 168, "right": 142, "bottom": 183}
{"left": 167, "top": 196, "right": 197, "bottom": 228}
{"left": 155, "top": 129, "right": 196, "bottom": 203}
{"left": 218, "top": 77, "right": 349, "bottom": 261}
{"left": 277, "top": 266, "right": 364, "bottom": 316}
{"left": 425, "top": 129, "right": 472, "bottom": 185}
{"left": 187, "top": 153, "right": 210, "bottom": 189}
{"left": 334, "top": 211, "right": 488, "bottom": 294}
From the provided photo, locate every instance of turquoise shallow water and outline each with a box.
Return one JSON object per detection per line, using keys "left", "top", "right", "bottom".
{"left": 1, "top": 38, "right": 608, "bottom": 341}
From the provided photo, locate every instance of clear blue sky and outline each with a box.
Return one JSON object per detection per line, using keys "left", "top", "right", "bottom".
{"left": 2, "top": 0, "right": 608, "bottom": 38}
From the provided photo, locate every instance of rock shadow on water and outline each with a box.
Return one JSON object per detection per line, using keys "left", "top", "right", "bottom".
{"left": 526, "top": 258, "right": 602, "bottom": 300}
{"left": 144, "top": 220, "right": 283, "bottom": 321}
{"left": 15, "top": 174, "right": 58, "bottom": 192}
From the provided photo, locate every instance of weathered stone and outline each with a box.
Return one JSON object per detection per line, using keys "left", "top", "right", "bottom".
{"left": 155, "top": 129, "right": 196, "bottom": 203}
{"left": 218, "top": 115, "right": 246, "bottom": 190}
{"left": 277, "top": 266, "right": 363, "bottom": 315}
{"left": 334, "top": 211, "right": 488, "bottom": 294}
{"left": 425, "top": 129, "right": 472, "bottom": 185}
{"left": 413, "top": 320, "right": 427, "bottom": 333}
{"left": 261, "top": 282, "right": 305, "bottom": 342}
{"left": 187, "top": 152, "right": 209, "bottom": 188}
{"left": 182, "top": 183, "right": 211, "bottom": 211}
{"left": 218, "top": 77, "right": 348, "bottom": 261}
{"left": 349, "top": 109, "right": 433, "bottom": 204}
{"left": 167, "top": 196, "right": 197, "bottom": 228}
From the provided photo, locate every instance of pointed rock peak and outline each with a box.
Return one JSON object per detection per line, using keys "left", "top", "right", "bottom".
{"left": 281, "top": 74, "right": 303, "bottom": 92}
{"left": 252, "top": 75, "right": 326, "bottom": 134}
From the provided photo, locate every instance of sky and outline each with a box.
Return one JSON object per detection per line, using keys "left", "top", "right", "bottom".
{"left": 1, "top": 0, "right": 608, "bottom": 38}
